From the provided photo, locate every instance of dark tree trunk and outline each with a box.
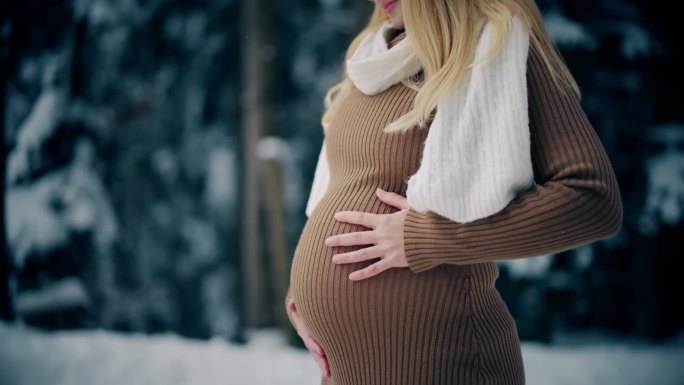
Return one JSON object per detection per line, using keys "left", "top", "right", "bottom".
{"left": 239, "top": 0, "right": 276, "bottom": 327}
{"left": 0, "top": 4, "right": 17, "bottom": 321}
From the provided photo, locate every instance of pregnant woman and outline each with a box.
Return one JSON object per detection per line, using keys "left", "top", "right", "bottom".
{"left": 285, "top": 0, "right": 623, "bottom": 384}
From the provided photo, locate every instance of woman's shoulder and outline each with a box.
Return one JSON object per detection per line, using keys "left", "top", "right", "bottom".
{"left": 525, "top": 42, "right": 546, "bottom": 83}
{"left": 524, "top": 41, "right": 580, "bottom": 103}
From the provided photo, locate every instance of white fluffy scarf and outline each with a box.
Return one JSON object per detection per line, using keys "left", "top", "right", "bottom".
{"left": 307, "top": 16, "right": 535, "bottom": 223}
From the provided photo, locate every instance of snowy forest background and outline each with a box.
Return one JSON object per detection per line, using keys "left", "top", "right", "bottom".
{"left": 1, "top": 0, "right": 683, "bottom": 384}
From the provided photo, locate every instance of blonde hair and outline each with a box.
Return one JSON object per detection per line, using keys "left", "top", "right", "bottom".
{"left": 321, "top": 0, "right": 581, "bottom": 135}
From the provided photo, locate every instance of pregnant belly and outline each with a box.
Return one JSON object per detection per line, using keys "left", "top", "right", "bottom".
{"left": 288, "top": 189, "right": 476, "bottom": 366}
{"left": 289, "top": 191, "right": 386, "bottom": 343}
{"left": 288, "top": 188, "right": 521, "bottom": 384}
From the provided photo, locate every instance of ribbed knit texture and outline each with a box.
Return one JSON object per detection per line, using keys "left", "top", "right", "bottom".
{"left": 286, "top": 31, "right": 623, "bottom": 385}
{"left": 402, "top": 16, "right": 535, "bottom": 223}
{"left": 402, "top": 41, "right": 623, "bottom": 273}
{"left": 316, "top": 17, "right": 536, "bottom": 223}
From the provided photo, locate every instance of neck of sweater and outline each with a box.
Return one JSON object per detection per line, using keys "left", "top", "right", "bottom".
{"left": 386, "top": 29, "right": 406, "bottom": 49}
{"left": 384, "top": 29, "right": 423, "bottom": 82}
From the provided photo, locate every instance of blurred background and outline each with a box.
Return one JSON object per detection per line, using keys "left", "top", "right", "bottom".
{"left": 1, "top": 0, "right": 683, "bottom": 384}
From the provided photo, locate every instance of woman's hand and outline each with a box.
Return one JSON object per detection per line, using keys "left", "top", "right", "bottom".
{"left": 286, "top": 297, "right": 331, "bottom": 378}
{"left": 326, "top": 187, "right": 409, "bottom": 281}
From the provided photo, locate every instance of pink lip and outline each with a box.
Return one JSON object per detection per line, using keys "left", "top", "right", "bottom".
{"left": 383, "top": 0, "right": 396, "bottom": 12}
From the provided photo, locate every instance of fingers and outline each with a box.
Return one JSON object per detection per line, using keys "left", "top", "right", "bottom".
{"left": 303, "top": 335, "right": 324, "bottom": 356}
{"left": 304, "top": 336, "right": 330, "bottom": 377}
{"left": 286, "top": 307, "right": 296, "bottom": 328}
{"left": 325, "top": 229, "right": 375, "bottom": 247}
{"left": 292, "top": 311, "right": 332, "bottom": 377}
{"left": 292, "top": 311, "right": 326, "bottom": 357}
{"left": 286, "top": 297, "right": 297, "bottom": 313}
{"left": 348, "top": 258, "right": 393, "bottom": 281}
{"left": 376, "top": 187, "right": 409, "bottom": 210}
{"left": 308, "top": 336, "right": 330, "bottom": 377}
{"left": 312, "top": 351, "right": 331, "bottom": 377}
{"left": 332, "top": 210, "right": 380, "bottom": 229}
{"left": 332, "top": 245, "right": 383, "bottom": 264}
{"left": 290, "top": 308, "right": 301, "bottom": 330}
{"left": 321, "top": 354, "right": 331, "bottom": 377}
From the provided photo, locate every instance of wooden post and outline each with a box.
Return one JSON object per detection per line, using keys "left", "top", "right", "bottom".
{"left": 260, "top": 157, "right": 289, "bottom": 327}
{"left": 240, "top": 0, "right": 275, "bottom": 327}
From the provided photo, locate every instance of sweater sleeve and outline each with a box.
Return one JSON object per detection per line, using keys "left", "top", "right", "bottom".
{"left": 402, "top": 43, "right": 623, "bottom": 274}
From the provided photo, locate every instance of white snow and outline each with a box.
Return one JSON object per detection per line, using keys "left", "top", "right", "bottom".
{"left": 6, "top": 87, "right": 66, "bottom": 184}
{"left": 5, "top": 170, "right": 72, "bottom": 268}
{"left": 640, "top": 122, "right": 684, "bottom": 233}
{"left": 642, "top": 150, "right": 684, "bottom": 226}
{"left": 523, "top": 339, "right": 684, "bottom": 385}
{"left": 617, "top": 22, "right": 653, "bottom": 60}
{"left": 256, "top": 136, "right": 305, "bottom": 219}
{"left": 5, "top": 138, "right": 119, "bottom": 269}
{"left": 0, "top": 322, "right": 682, "bottom": 385}
{"left": 0, "top": 322, "right": 321, "bottom": 385}
{"left": 15, "top": 278, "right": 90, "bottom": 316}
{"left": 204, "top": 144, "right": 237, "bottom": 217}
{"left": 543, "top": 9, "right": 597, "bottom": 50}
{"left": 498, "top": 254, "right": 552, "bottom": 278}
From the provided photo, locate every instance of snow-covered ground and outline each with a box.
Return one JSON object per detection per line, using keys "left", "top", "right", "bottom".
{"left": 1, "top": 322, "right": 682, "bottom": 385}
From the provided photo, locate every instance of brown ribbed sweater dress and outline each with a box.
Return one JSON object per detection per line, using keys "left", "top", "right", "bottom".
{"left": 285, "top": 29, "right": 623, "bottom": 385}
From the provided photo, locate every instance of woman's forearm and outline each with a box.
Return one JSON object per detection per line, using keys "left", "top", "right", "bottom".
{"left": 402, "top": 43, "right": 623, "bottom": 274}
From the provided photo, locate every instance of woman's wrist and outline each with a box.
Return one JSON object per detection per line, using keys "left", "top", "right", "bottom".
{"left": 402, "top": 207, "right": 446, "bottom": 273}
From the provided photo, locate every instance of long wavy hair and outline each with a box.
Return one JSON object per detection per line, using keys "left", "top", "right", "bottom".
{"left": 321, "top": 0, "right": 581, "bottom": 135}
